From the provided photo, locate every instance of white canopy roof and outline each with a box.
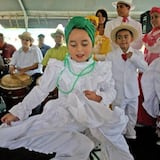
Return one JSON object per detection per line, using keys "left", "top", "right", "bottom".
{"left": 0, "top": 0, "right": 159, "bottom": 28}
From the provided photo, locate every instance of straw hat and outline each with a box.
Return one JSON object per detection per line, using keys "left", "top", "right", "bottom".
{"left": 51, "top": 29, "right": 64, "bottom": 38}
{"left": 18, "top": 32, "right": 34, "bottom": 42}
{"left": 112, "top": 0, "right": 135, "bottom": 10}
{"left": 110, "top": 24, "right": 138, "bottom": 43}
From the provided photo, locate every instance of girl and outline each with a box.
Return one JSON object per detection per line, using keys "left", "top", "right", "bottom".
{"left": 143, "top": 6, "right": 160, "bottom": 65}
{"left": 138, "top": 6, "right": 160, "bottom": 130}
{"left": 0, "top": 16, "right": 132, "bottom": 160}
{"left": 86, "top": 15, "right": 111, "bottom": 61}
{"left": 141, "top": 57, "right": 160, "bottom": 145}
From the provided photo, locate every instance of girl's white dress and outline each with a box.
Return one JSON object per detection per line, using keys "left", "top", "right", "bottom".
{"left": 0, "top": 57, "right": 133, "bottom": 160}
{"left": 141, "top": 57, "right": 160, "bottom": 118}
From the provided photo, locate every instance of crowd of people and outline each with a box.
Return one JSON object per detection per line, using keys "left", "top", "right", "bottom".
{"left": 0, "top": 0, "right": 160, "bottom": 159}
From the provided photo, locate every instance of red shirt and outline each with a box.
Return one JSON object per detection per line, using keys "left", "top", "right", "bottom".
{"left": 0, "top": 43, "right": 16, "bottom": 64}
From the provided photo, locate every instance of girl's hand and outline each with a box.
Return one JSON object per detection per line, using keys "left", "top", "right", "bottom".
{"left": 84, "top": 90, "right": 102, "bottom": 102}
{"left": 1, "top": 113, "right": 19, "bottom": 125}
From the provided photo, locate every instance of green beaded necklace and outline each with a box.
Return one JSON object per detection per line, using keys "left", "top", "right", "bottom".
{"left": 56, "top": 54, "right": 96, "bottom": 94}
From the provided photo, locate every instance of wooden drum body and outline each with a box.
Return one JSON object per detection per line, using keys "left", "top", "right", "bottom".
{"left": 0, "top": 73, "right": 32, "bottom": 110}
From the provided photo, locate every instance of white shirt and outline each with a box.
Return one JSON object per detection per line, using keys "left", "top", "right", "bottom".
{"left": 106, "top": 47, "right": 148, "bottom": 100}
{"left": 10, "top": 46, "right": 43, "bottom": 75}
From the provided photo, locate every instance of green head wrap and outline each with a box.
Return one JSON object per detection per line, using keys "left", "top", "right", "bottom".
{"left": 65, "top": 16, "right": 95, "bottom": 46}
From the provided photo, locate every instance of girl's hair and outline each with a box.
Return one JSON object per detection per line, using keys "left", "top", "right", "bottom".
{"left": 95, "top": 9, "right": 108, "bottom": 27}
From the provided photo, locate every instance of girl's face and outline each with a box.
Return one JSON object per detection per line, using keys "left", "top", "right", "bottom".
{"left": 68, "top": 28, "right": 93, "bottom": 62}
{"left": 115, "top": 30, "right": 133, "bottom": 52}
{"left": 96, "top": 12, "right": 106, "bottom": 24}
{"left": 151, "top": 12, "right": 160, "bottom": 28}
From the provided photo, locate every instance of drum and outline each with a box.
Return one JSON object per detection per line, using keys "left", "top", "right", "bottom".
{"left": 0, "top": 73, "right": 32, "bottom": 110}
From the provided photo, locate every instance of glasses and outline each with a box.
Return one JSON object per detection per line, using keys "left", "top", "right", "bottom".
{"left": 22, "top": 39, "right": 30, "bottom": 42}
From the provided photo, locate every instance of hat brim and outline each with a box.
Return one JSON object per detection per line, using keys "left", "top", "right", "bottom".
{"left": 112, "top": 1, "right": 135, "bottom": 10}
{"left": 51, "top": 32, "right": 64, "bottom": 38}
{"left": 18, "top": 35, "right": 34, "bottom": 42}
{"left": 110, "top": 24, "right": 138, "bottom": 43}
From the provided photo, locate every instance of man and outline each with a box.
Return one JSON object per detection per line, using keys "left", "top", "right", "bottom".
{"left": 37, "top": 34, "right": 50, "bottom": 57}
{"left": 105, "top": 0, "right": 143, "bottom": 50}
{"left": 0, "top": 33, "right": 16, "bottom": 77}
{"left": 9, "top": 32, "right": 43, "bottom": 88}
{"left": 41, "top": 29, "right": 67, "bottom": 71}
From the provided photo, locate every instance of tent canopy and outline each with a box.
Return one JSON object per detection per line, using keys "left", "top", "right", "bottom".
{"left": 0, "top": 0, "right": 159, "bottom": 28}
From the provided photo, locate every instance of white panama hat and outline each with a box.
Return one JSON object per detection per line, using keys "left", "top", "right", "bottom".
{"left": 18, "top": 31, "right": 34, "bottom": 42}
{"left": 110, "top": 23, "right": 138, "bottom": 43}
{"left": 112, "top": 0, "right": 135, "bottom": 11}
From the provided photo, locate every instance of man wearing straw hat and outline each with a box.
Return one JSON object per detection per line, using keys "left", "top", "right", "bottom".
{"left": 105, "top": 0, "right": 143, "bottom": 50}
{"left": 42, "top": 29, "right": 67, "bottom": 71}
{"left": 9, "top": 31, "right": 43, "bottom": 87}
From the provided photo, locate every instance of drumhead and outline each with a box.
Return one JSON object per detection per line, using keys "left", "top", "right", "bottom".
{"left": 0, "top": 83, "right": 25, "bottom": 90}
{"left": 0, "top": 73, "right": 32, "bottom": 89}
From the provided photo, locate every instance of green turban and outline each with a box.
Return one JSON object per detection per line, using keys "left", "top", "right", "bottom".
{"left": 65, "top": 16, "right": 95, "bottom": 46}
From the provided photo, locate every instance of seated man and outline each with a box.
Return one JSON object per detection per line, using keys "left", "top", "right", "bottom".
{"left": 9, "top": 32, "right": 43, "bottom": 88}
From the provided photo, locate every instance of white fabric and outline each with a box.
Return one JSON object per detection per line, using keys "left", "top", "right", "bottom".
{"left": 10, "top": 45, "right": 43, "bottom": 75}
{"left": 105, "top": 16, "right": 143, "bottom": 50}
{"left": 143, "top": 29, "right": 160, "bottom": 54}
{"left": 0, "top": 57, "right": 133, "bottom": 160}
{"left": 106, "top": 47, "right": 147, "bottom": 138}
{"left": 141, "top": 57, "right": 160, "bottom": 117}
{"left": 106, "top": 47, "right": 148, "bottom": 100}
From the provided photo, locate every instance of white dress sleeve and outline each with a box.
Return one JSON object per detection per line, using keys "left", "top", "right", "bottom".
{"left": 9, "top": 59, "right": 63, "bottom": 120}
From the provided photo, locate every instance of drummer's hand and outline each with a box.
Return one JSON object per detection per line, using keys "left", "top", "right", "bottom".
{"left": 1, "top": 113, "right": 19, "bottom": 125}
{"left": 17, "top": 68, "right": 26, "bottom": 74}
{"left": 9, "top": 65, "right": 15, "bottom": 74}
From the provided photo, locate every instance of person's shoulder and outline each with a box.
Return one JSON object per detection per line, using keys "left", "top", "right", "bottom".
{"left": 106, "top": 18, "right": 118, "bottom": 25}
{"left": 95, "top": 60, "right": 112, "bottom": 72}
{"left": 47, "top": 58, "right": 64, "bottom": 67}
{"left": 101, "top": 35, "right": 110, "bottom": 41}
{"left": 4, "top": 43, "right": 16, "bottom": 50}
{"left": 60, "top": 45, "right": 67, "bottom": 49}
{"left": 131, "top": 48, "right": 143, "bottom": 54}
{"left": 129, "top": 18, "right": 141, "bottom": 25}
{"left": 149, "top": 57, "right": 160, "bottom": 69}
{"left": 44, "top": 44, "right": 51, "bottom": 48}
{"left": 30, "top": 45, "right": 42, "bottom": 53}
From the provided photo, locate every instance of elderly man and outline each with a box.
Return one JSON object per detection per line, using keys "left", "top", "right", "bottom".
{"left": 41, "top": 29, "right": 68, "bottom": 71}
